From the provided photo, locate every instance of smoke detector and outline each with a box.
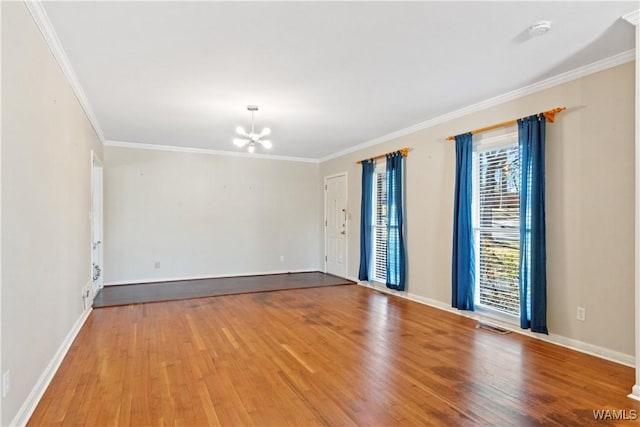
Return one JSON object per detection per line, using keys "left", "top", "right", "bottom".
{"left": 528, "top": 21, "right": 552, "bottom": 37}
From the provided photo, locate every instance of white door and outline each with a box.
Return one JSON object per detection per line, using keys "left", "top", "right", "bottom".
{"left": 325, "top": 173, "right": 347, "bottom": 277}
{"left": 91, "top": 153, "right": 104, "bottom": 296}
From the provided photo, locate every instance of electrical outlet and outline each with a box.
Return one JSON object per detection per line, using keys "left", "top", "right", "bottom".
{"left": 576, "top": 306, "right": 586, "bottom": 321}
{"left": 154, "top": 261, "right": 160, "bottom": 269}
{"left": 280, "top": 255, "right": 285, "bottom": 262}
{"left": 3, "top": 370, "right": 10, "bottom": 397}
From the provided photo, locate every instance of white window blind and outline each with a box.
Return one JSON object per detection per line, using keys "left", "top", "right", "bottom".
{"left": 474, "top": 138, "right": 521, "bottom": 317}
{"left": 372, "top": 162, "right": 387, "bottom": 283}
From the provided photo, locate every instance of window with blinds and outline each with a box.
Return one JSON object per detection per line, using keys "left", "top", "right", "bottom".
{"left": 372, "top": 163, "right": 387, "bottom": 283}
{"left": 473, "top": 137, "right": 521, "bottom": 317}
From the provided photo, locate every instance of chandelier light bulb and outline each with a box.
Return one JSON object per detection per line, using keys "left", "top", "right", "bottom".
{"left": 233, "top": 138, "right": 247, "bottom": 147}
{"left": 236, "top": 126, "right": 247, "bottom": 135}
{"left": 248, "top": 143, "right": 255, "bottom": 153}
{"left": 260, "top": 128, "right": 271, "bottom": 137}
{"left": 260, "top": 140, "right": 272, "bottom": 149}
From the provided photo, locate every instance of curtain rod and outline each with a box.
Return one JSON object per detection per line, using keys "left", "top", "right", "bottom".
{"left": 356, "top": 147, "right": 409, "bottom": 164}
{"left": 445, "top": 107, "right": 566, "bottom": 141}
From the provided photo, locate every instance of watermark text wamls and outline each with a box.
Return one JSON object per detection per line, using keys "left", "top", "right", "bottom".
{"left": 593, "top": 409, "right": 638, "bottom": 421}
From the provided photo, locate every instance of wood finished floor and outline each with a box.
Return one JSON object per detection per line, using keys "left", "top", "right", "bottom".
{"left": 30, "top": 285, "right": 639, "bottom": 426}
{"left": 93, "top": 272, "right": 353, "bottom": 307}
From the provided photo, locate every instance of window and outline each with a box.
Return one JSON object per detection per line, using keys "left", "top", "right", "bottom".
{"left": 372, "top": 161, "right": 387, "bottom": 282}
{"left": 473, "top": 133, "right": 521, "bottom": 317}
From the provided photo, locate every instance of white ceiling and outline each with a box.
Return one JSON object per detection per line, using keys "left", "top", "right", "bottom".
{"left": 41, "top": 1, "right": 636, "bottom": 160}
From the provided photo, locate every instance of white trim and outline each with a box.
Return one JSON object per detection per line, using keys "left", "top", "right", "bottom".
{"left": 624, "top": 8, "right": 640, "bottom": 401}
{"left": 319, "top": 49, "right": 635, "bottom": 163}
{"left": 104, "top": 269, "right": 320, "bottom": 286}
{"left": 90, "top": 151, "right": 104, "bottom": 297}
{"left": 104, "top": 140, "right": 319, "bottom": 164}
{"left": 355, "top": 281, "right": 635, "bottom": 368}
{"left": 623, "top": 10, "right": 639, "bottom": 26}
{"left": 23, "top": 1, "right": 105, "bottom": 144}
{"left": 323, "top": 172, "right": 348, "bottom": 180}
{"left": 323, "top": 172, "right": 348, "bottom": 278}
{"left": 10, "top": 307, "right": 93, "bottom": 427}
{"left": 0, "top": 1, "right": 3, "bottom": 422}
{"left": 473, "top": 129, "right": 518, "bottom": 152}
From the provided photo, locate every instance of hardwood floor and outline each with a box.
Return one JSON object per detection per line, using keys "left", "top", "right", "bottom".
{"left": 93, "top": 272, "right": 353, "bottom": 307}
{"left": 30, "top": 285, "right": 639, "bottom": 426}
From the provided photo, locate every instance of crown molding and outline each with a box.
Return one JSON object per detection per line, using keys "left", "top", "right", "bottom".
{"left": 24, "top": 0, "right": 105, "bottom": 143}
{"left": 319, "top": 49, "right": 636, "bottom": 163}
{"left": 623, "top": 9, "right": 639, "bottom": 26}
{"left": 104, "top": 140, "right": 320, "bottom": 163}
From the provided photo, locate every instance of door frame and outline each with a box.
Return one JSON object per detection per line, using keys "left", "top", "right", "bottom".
{"left": 90, "top": 150, "right": 104, "bottom": 297}
{"left": 324, "top": 172, "right": 348, "bottom": 277}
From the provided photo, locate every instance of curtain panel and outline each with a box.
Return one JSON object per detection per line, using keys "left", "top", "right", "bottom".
{"left": 386, "top": 152, "right": 406, "bottom": 290}
{"left": 518, "top": 114, "right": 548, "bottom": 334}
{"left": 452, "top": 132, "right": 475, "bottom": 310}
{"left": 358, "top": 160, "right": 374, "bottom": 281}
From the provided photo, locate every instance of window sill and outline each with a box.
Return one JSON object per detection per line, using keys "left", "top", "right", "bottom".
{"left": 474, "top": 305, "right": 520, "bottom": 326}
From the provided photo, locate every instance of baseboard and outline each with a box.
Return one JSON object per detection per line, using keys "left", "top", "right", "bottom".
{"left": 10, "top": 307, "right": 93, "bottom": 427}
{"left": 104, "top": 269, "right": 321, "bottom": 286}
{"left": 355, "top": 281, "right": 635, "bottom": 368}
{"left": 629, "top": 385, "right": 640, "bottom": 401}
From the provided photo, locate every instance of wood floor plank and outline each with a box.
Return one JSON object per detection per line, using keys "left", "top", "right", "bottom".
{"left": 28, "top": 284, "right": 640, "bottom": 426}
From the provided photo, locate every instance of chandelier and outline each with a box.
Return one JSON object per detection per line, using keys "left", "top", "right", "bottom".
{"left": 233, "top": 105, "right": 272, "bottom": 153}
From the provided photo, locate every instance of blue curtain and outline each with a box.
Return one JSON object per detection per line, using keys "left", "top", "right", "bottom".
{"left": 358, "top": 160, "right": 374, "bottom": 281}
{"left": 518, "top": 114, "right": 548, "bottom": 334}
{"left": 386, "top": 152, "right": 406, "bottom": 290}
{"left": 452, "top": 133, "right": 475, "bottom": 311}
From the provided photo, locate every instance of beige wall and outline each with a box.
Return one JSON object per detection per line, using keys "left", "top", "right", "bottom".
{"left": 1, "top": 1, "right": 635, "bottom": 422}
{"left": 104, "top": 147, "right": 321, "bottom": 283}
{"left": 1, "top": 2, "right": 103, "bottom": 425}
{"left": 320, "top": 62, "right": 636, "bottom": 357}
